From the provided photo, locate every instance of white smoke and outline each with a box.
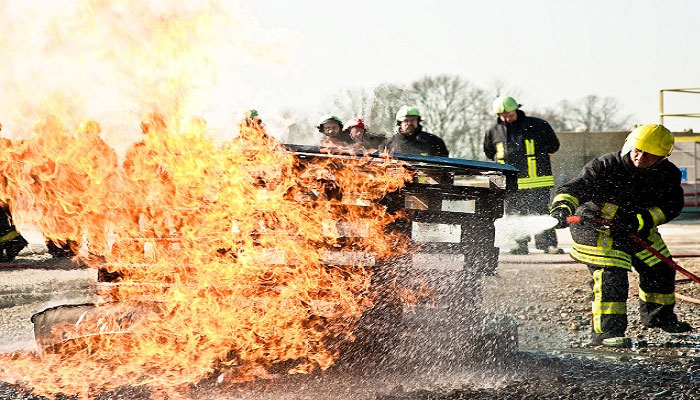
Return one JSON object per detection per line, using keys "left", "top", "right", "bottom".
{"left": 0, "top": 0, "right": 301, "bottom": 156}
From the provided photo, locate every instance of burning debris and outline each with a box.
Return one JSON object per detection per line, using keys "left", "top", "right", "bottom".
{"left": 0, "top": 117, "right": 520, "bottom": 399}
{"left": 0, "top": 2, "right": 519, "bottom": 399}
{"left": 0, "top": 120, "right": 417, "bottom": 399}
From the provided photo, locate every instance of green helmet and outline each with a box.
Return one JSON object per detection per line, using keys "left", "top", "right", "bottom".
{"left": 492, "top": 96, "right": 520, "bottom": 114}
{"left": 395, "top": 106, "right": 421, "bottom": 123}
{"left": 244, "top": 109, "right": 259, "bottom": 119}
{"left": 317, "top": 115, "right": 343, "bottom": 132}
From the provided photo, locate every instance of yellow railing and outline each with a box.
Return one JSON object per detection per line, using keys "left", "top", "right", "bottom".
{"left": 659, "top": 88, "right": 700, "bottom": 124}
{"left": 659, "top": 88, "right": 700, "bottom": 211}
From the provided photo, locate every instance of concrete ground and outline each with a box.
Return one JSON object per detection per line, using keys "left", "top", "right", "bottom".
{"left": 1, "top": 221, "right": 699, "bottom": 399}
{"left": 488, "top": 220, "right": 700, "bottom": 355}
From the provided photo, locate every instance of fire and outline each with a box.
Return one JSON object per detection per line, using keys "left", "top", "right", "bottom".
{"left": 0, "top": 118, "right": 414, "bottom": 399}
{"left": 0, "top": 1, "right": 419, "bottom": 398}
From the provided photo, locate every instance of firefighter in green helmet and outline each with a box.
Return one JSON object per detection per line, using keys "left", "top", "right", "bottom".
{"left": 484, "top": 96, "right": 561, "bottom": 254}
{"left": 550, "top": 124, "right": 692, "bottom": 345}
{"left": 382, "top": 106, "right": 448, "bottom": 157}
{"left": 317, "top": 114, "right": 353, "bottom": 146}
{"left": 240, "top": 109, "right": 262, "bottom": 128}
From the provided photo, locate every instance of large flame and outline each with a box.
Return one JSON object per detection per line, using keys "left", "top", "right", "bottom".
{"left": 0, "top": 2, "right": 417, "bottom": 398}
{"left": 0, "top": 118, "right": 413, "bottom": 399}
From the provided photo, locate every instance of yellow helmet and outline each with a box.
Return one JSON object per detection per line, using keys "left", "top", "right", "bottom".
{"left": 624, "top": 124, "right": 674, "bottom": 157}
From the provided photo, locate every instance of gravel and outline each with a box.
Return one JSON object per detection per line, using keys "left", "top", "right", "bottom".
{"left": 1, "top": 223, "right": 699, "bottom": 399}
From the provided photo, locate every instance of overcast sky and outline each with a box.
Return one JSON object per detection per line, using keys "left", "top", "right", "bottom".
{"left": 1, "top": 0, "right": 699, "bottom": 149}
{"left": 238, "top": 0, "right": 700, "bottom": 133}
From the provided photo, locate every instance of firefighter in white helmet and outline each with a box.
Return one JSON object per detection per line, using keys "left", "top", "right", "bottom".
{"left": 484, "top": 96, "right": 562, "bottom": 255}
{"left": 382, "top": 106, "right": 448, "bottom": 157}
{"left": 550, "top": 124, "right": 692, "bottom": 345}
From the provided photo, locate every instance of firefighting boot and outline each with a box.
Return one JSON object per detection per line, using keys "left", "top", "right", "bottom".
{"left": 601, "top": 337, "right": 632, "bottom": 348}
{"left": 545, "top": 245, "right": 564, "bottom": 254}
{"left": 591, "top": 331, "right": 627, "bottom": 346}
{"left": 659, "top": 321, "right": 692, "bottom": 333}
{"left": 641, "top": 305, "right": 692, "bottom": 333}
{"left": 644, "top": 319, "right": 692, "bottom": 333}
{"left": 509, "top": 240, "right": 529, "bottom": 255}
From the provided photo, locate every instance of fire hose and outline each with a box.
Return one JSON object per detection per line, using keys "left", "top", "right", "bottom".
{"left": 567, "top": 215, "right": 700, "bottom": 305}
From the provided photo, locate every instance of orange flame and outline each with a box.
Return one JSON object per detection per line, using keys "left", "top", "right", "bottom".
{"left": 0, "top": 2, "right": 418, "bottom": 398}
{"left": 0, "top": 117, "right": 414, "bottom": 399}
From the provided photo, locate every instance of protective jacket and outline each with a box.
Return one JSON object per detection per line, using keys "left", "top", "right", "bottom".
{"left": 357, "top": 133, "right": 385, "bottom": 150}
{"left": 483, "top": 110, "right": 559, "bottom": 189}
{"left": 383, "top": 126, "right": 448, "bottom": 157}
{"left": 551, "top": 151, "right": 684, "bottom": 270}
{"left": 320, "top": 131, "right": 354, "bottom": 147}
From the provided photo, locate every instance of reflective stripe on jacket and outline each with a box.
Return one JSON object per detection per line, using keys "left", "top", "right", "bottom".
{"left": 551, "top": 151, "right": 683, "bottom": 269}
{"left": 483, "top": 110, "right": 559, "bottom": 190}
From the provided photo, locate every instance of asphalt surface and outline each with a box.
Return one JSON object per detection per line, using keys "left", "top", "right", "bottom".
{"left": 1, "top": 223, "right": 699, "bottom": 399}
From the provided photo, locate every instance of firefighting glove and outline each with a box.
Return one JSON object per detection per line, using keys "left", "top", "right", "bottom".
{"left": 610, "top": 211, "right": 642, "bottom": 236}
{"left": 550, "top": 207, "right": 571, "bottom": 229}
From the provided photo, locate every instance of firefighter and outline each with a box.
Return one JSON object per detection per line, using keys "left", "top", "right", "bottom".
{"left": 342, "top": 117, "right": 384, "bottom": 150}
{"left": 318, "top": 115, "right": 352, "bottom": 146}
{"left": 0, "top": 123, "right": 26, "bottom": 261}
{"left": 550, "top": 124, "right": 692, "bottom": 345}
{"left": 235, "top": 109, "right": 269, "bottom": 140}
{"left": 239, "top": 109, "right": 262, "bottom": 129}
{"left": 0, "top": 203, "right": 27, "bottom": 262}
{"left": 382, "top": 106, "right": 448, "bottom": 157}
{"left": 484, "top": 96, "right": 561, "bottom": 254}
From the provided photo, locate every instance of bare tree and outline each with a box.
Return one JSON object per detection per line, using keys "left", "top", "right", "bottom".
{"left": 529, "top": 107, "right": 571, "bottom": 133}
{"left": 533, "top": 95, "right": 631, "bottom": 132}
{"left": 487, "top": 78, "right": 525, "bottom": 103}
{"left": 282, "top": 110, "right": 318, "bottom": 145}
{"left": 407, "top": 75, "right": 492, "bottom": 159}
{"left": 369, "top": 83, "right": 413, "bottom": 135}
{"left": 331, "top": 75, "right": 492, "bottom": 158}
{"left": 330, "top": 84, "right": 412, "bottom": 137}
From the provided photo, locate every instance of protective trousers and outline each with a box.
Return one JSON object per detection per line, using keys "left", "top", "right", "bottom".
{"left": 588, "top": 257, "right": 677, "bottom": 339}
{"left": 504, "top": 186, "right": 557, "bottom": 249}
{"left": 0, "top": 228, "right": 27, "bottom": 262}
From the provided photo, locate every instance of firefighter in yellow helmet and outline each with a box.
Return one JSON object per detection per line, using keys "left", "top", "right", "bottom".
{"left": 550, "top": 124, "right": 691, "bottom": 346}
{"left": 484, "top": 96, "right": 561, "bottom": 254}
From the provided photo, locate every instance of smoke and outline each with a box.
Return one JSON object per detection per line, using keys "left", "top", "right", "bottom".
{"left": 0, "top": 0, "right": 300, "bottom": 155}
{"left": 493, "top": 215, "right": 558, "bottom": 248}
